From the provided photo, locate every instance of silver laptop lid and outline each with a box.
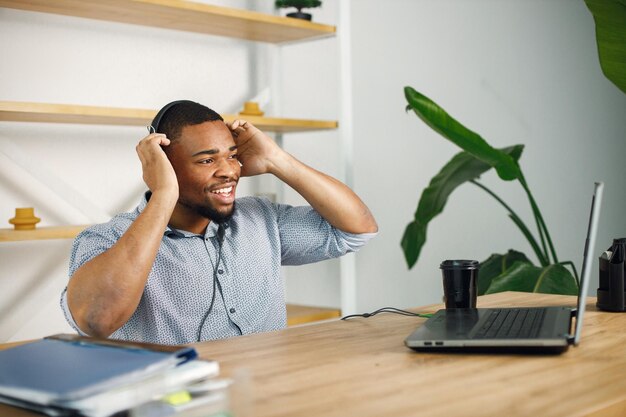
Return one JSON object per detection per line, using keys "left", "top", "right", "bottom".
{"left": 573, "top": 182, "right": 603, "bottom": 345}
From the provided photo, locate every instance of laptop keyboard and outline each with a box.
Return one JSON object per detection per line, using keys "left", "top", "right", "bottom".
{"left": 473, "top": 308, "right": 546, "bottom": 339}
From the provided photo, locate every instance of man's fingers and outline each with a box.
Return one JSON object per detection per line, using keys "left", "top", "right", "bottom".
{"left": 137, "top": 133, "right": 171, "bottom": 149}
{"left": 227, "top": 119, "right": 250, "bottom": 132}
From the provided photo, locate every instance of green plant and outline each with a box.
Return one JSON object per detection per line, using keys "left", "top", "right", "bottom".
{"left": 275, "top": 0, "right": 322, "bottom": 12}
{"left": 585, "top": 0, "right": 626, "bottom": 94}
{"left": 401, "top": 87, "right": 579, "bottom": 296}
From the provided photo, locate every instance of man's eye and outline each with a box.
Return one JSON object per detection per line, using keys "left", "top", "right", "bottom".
{"left": 199, "top": 159, "right": 213, "bottom": 164}
{"left": 229, "top": 154, "right": 238, "bottom": 159}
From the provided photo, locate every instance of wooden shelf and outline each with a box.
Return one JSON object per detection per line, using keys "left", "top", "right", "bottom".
{"left": 0, "top": 225, "right": 88, "bottom": 242}
{"left": 286, "top": 304, "right": 341, "bottom": 326}
{"left": 0, "top": 101, "right": 338, "bottom": 133}
{"left": 0, "top": 0, "right": 336, "bottom": 44}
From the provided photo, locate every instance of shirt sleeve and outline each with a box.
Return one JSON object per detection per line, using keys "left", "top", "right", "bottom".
{"left": 67, "top": 222, "right": 125, "bottom": 277}
{"left": 60, "top": 220, "right": 130, "bottom": 334}
{"left": 275, "top": 203, "right": 377, "bottom": 266}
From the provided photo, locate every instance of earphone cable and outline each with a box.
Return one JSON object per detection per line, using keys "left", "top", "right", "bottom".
{"left": 341, "top": 307, "right": 433, "bottom": 320}
{"left": 196, "top": 225, "right": 225, "bottom": 342}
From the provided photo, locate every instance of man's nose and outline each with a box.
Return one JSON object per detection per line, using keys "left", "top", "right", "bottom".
{"left": 215, "top": 158, "right": 237, "bottom": 179}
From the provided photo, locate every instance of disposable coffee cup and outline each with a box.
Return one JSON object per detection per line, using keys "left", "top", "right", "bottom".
{"left": 440, "top": 260, "right": 479, "bottom": 309}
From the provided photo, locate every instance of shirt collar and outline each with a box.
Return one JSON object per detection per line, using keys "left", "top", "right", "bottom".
{"left": 138, "top": 191, "right": 230, "bottom": 239}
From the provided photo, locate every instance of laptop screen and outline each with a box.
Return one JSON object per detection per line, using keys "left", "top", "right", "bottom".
{"left": 573, "top": 182, "right": 603, "bottom": 345}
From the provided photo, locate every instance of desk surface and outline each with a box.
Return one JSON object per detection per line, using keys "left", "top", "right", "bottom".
{"left": 1, "top": 292, "right": 626, "bottom": 417}
{"left": 193, "top": 292, "right": 626, "bottom": 417}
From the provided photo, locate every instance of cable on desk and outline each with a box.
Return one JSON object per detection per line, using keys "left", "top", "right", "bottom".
{"left": 341, "top": 307, "right": 433, "bottom": 320}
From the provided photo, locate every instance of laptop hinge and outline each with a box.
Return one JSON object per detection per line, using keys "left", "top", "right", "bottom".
{"left": 567, "top": 308, "right": 578, "bottom": 344}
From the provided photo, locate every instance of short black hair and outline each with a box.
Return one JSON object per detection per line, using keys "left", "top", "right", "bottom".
{"left": 154, "top": 100, "right": 223, "bottom": 141}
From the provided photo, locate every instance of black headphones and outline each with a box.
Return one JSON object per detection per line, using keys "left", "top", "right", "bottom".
{"left": 148, "top": 100, "right": 194, "bottom": 134}
{"left": 196, "top": 223, "right": 226, "bottom": 342}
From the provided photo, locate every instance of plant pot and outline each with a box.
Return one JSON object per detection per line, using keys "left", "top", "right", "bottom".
{"left": 286, "top": 11, "right": 312, "bottom": 21}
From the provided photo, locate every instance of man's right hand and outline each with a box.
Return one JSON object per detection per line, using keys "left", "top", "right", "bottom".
{"left": 136, "top": 133, "right": 179, "bottom": 201}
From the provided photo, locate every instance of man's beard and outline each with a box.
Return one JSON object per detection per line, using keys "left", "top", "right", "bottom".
{"left": 193, "top": 200, "right": 235, "bottom": 224}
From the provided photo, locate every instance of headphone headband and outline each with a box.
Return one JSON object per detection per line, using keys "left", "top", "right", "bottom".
{"left": 148, "top": 100, "right": 194, "bottom": 134}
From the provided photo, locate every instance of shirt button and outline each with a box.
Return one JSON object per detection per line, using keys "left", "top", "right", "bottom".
{"left": 229, "top": 308, "right": 236, "bottom": 314}
{"left": 218, "top": 269, "right": 224, "bottom": 274}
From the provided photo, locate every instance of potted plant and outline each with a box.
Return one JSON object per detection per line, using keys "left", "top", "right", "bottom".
{"left": 401, "top": 87, "right": 580, "bottom": 296}
{"left": 401, "top": 1, "right": 625, "bottom": 295}
{"left": 275, "top": 0, "right": 322, "bottom": 21}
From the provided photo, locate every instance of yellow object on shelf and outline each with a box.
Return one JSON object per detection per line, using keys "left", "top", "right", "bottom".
{"left": 239, "top": 101, "right": 264, "bottom": 117}
{"left": 8, "top": 207, "right": 40, "bottom": 230}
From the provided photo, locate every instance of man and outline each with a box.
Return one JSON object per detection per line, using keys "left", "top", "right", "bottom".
{"left": 61, "top": 100, "right": 377, "bottom": 345}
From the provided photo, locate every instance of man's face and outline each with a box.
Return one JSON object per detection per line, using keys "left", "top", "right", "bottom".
{"left": 166, "top": 121, "right": 240, "bottom": 223}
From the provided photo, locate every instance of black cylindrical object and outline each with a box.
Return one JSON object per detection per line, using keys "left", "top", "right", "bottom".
{"left": 440, "top": 260, "right": 479, "bottom": 309}
{"left": 597, "top": 238, "right": 626, "bottom": 312}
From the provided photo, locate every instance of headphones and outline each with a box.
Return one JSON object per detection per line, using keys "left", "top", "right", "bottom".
{"left": 150, "top": 101, "right": 229, "bottom": 341}
{"left": 147, "top": 100, "right": 194, "bottom": 134}
{"left": 196, "top": 223, "right": 226, "bottom": 342}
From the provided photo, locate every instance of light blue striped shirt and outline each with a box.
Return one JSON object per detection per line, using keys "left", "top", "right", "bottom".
{"left": 60, "top": 193, "right": 375, "bottom": 345}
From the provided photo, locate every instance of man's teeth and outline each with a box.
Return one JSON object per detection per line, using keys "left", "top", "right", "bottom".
{"left": 212, "top": 186, "right": 233, "bottom": 195}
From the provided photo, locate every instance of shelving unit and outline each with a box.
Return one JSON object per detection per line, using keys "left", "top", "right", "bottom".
{"left": 0, "top": 225, "right": 88, "bottom": 242}
{"left": 0, "top": 0, "right": 350, "bottom": 327}
{"left": 286, "top": 304, "right": 341, "bottom": 326}
{"left": 0, "top": 0, "right": 335, "bottom": 43}
{"left": 0, "top": 101, "right": 338, "bottom": 133}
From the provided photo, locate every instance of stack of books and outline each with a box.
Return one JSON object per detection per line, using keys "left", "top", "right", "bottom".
{"left": 0, "top": 334, "right": 229, "bottom": 416}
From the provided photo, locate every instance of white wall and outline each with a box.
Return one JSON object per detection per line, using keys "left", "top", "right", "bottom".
{"left": 1, "top": 0, "right": 625, "bottom": 342}
{"left": 350, "top": 0, "right": 626, "bottom": 311}
{"left": 0, "top": 0, "right": 281, "bottom": 341}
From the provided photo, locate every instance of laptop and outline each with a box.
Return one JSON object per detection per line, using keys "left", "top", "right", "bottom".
{"left": 405, "top": 182, "right": 604, "bottom": 354}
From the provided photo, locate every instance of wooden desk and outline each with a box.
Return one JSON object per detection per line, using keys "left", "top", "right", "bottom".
{"left": 193, "top": 292, "right": 626, "bottom": 417}
{"left": 1, "top": 292, "right": 625, "bottom": 417}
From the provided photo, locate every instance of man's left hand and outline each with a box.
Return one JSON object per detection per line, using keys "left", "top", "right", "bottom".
{"left": 226, "top": 119, "right": 284, "bottom": 177}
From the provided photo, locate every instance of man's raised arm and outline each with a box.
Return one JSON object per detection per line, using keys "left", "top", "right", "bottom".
{"left": 227, "top": 120, "right": 378, "bottom": 234}
{"left": 66, "top": 133, "right": 179, "bottom": 337}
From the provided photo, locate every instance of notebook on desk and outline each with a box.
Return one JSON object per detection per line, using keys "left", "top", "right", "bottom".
{"left": 405, "top": 182, "right": 603, "bottom": 354}
{"left": 0, "top": 334, "right": 218, "bottom": 416}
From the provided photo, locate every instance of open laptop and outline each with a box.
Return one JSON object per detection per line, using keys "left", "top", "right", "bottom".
{"left": 405, "top": 182, "right": 603, "bottom": 354}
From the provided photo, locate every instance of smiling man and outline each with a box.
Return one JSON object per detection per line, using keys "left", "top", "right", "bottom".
{"left": 61, "top": 100, "right": 377, "bottom": 344}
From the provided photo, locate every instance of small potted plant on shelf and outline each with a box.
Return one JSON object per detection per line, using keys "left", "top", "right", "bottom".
{"left": 275, "top": 0, "right": 322, "bottom": 21}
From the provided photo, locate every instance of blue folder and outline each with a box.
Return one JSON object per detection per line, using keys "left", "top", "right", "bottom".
{"left": 0, "top": 334, "right": 197, "bottom": 406}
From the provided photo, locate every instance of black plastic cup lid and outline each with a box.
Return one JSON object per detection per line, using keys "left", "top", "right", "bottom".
{"left": 440, "top": 260, "right": 480, "bottom": 270}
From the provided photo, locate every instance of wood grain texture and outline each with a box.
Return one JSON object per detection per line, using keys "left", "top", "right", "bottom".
{"left": 192, "top": 292, "right": 626, "bottom": 417}
{"left": 286, "top": 304, "right": 341, "bottom": 326}
{"left": 0, "top": 101, "right": 338, "bottom": 132}
{"left": 0, "top": 0, "right": 335, "bottom": 44}
{"left": 2, "top": 293, "right": 624, "bottom": 417}
{"left": 0, "top": 225, "right": 89, "bottom": 242}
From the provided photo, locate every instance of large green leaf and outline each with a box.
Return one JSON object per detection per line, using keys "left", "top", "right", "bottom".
{"left": 585, "top": 0, "right": 626, "bottom": 94}
{"left": 404, "top": 87, "right": 522, "bottom": 181}
{"left": 485, "top": 262, "right": 578, "bottom": 295}
{"left": 401, "top": 145, "right": 523, "bottom": 268}
{"left": 477, "top": 250, "right": 532, "bottom": 295}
